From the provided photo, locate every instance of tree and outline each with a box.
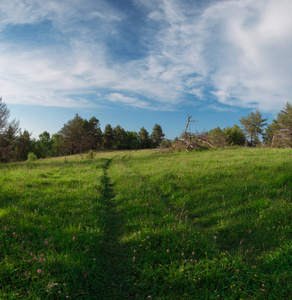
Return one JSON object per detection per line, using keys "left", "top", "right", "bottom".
{"left": 16, "top": 130, "right": 32, "bottom": 160}
{"left": 239, "top": 110, "right": 267, "bottom": 146}
{"left": 138, "top": 127, "right": 151, "bottom": 149}
{"left": 223, "top": 125, "right": 246, "bottom": 146}
{"left": 150, "top": 124, "right": 165, "bottom": 147}
{"left": 113, "top": 125, "right": 127, "bottom": 150}
{"left": 51, "top": 133, "right": 63, "bottom": 157}
{"left": 37, "top": 131, "right": 52, "bottom": 158}
{"left": 103, "top": 124, "right": 114, "bottom": 149}
{"left": 179, "top": 115, "right": 213, "bottom": 151}
{"left": 59, "top": 114, "right": 85, "bottom": 154}
{"left": 82, "top": 117, "right": 102, "bottom": 150}
{"left": 267, "top": 102, "right": 292, "bottom": 147}
{"left": 0, "top": 96, "right": 9, "bottom": 132}
{"left": 0, "top": 97, "right": 20, "bottom": 162}
{"left": 125, "top": 131, "right": 141, "bottom": 149}
{"left": 208, "top": 126, "right": 227, "bottom": 147}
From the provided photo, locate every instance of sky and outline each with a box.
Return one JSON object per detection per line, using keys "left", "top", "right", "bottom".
{"left": 1, "top": 0, "right": 292, "bottom": 139}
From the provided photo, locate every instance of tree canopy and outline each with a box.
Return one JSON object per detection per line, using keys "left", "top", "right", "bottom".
{"left": 239, "top": 110, "right": 267, "bottom": 146}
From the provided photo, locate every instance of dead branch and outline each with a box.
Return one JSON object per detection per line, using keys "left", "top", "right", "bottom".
{"left": 179, "top": 115, "right": 214, "bottom": 151}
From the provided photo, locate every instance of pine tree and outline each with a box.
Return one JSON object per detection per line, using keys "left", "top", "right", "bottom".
{"left": 239, "top": 110, "right": 267, "bottom": 146}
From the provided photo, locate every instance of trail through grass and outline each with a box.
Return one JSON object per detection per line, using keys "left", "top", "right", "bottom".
{"left": 0, "top": 149, "right": 292, "bottom": 299}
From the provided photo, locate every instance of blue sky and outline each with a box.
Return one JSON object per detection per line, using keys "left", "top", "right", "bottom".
{"left": 1, "top": 0, "right": 291, "bottom": 139}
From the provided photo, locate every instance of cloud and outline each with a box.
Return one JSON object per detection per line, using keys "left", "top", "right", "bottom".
{"left": 0, "top": 0, "right": 291, "bottom": 113}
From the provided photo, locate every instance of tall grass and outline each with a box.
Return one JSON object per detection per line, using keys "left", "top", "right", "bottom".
{"left": 0, "top": 149, "right": 291, "bottom": 299}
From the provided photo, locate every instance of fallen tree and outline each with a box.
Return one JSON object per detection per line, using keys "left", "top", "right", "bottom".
{"left": 179, "top": 115, "right": 214, "bottom": 151}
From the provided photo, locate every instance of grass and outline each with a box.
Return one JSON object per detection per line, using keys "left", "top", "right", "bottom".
{"left": 0, "top": 148, "right": 292, "bottom": 299}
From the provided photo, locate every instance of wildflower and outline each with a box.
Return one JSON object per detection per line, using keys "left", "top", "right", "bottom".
{"left": 73, "top": 237, "right": 75, "bottom": 240}
{"left": 133, "top": 250, "right": 136, "bottom": 252}
{"left": 167, "top": 249, "right": 169, "bottom": 253}
{"left": 22, "top": 241, "right": 25, "bottom": 244}
{"left": 37, "top": 269, "right": 41, "bottom": 274}
{"left": 27, "top": 291, "right": 30, "bottom": 294}
{"left": 182, "top": 253, "right": 184, "bottom": 256}
{"left": 148, "top": 296, "right": 152, "bottom": 298}
{"left": 43, "top": 259, "right": 46, "bottom": 262}
{"left": 58, "top": 291, "right": 61, "bottom": 294}
{"left": 133, "top": 257, "right": 135, "bottom": 261}
{"left": 190, "top": 259, "right": 193, "bottom": 262}
{"left": 45, "top": 241, "right": 48, "bottom": 245}
{"left": 262, "top": 284, "right": 265, "bottom": 287}
{"left": 192, "top": 252, "right": 194, "bottom": 255}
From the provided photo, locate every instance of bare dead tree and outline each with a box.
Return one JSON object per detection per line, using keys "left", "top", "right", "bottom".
{"left": 179, "top": 115, "right": 214, "bottom": 151}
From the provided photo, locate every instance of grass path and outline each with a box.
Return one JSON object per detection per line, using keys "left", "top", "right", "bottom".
{"left": 97, "top": 158, "right": 135, "bottom": 299}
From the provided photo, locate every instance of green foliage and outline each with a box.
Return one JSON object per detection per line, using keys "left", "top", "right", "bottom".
{"left": 0, "top": 97, "right": 20, "bottom": 162}
{"left": 86, "top": 149, "right": 95, "bottom": 159}
{"left": 103, "top": 124, "right": 114, "bottom": 149}
{"left": 138, "top": 127, "right": 151, "bottom": 149}
{"left": 27, "top": 151, "right": 38, "bottom": 161}
{"left": 267, "top": 102, "right": 292, "bottom": 147}
{"left": 125, "top": 131, "right": 141, "bottom": 149}
{"left": 58, "top": 114, "right": 102, "bottom": 155}
{"left": 150, "top": 124, "right": 165, "bottom": 147}
{"left": 113, "top": 125, "right": 127, "bottom": 150}
{"left": 239, "top": 110, "right": 267, "bottom": 146}
{"left": 208, "top": 126, "right": 227, "bottom": 147}
{"left": 208, "top": 125, "right": 245, "bottom": 147}
{"left": 223, "top": 124, "right": 246, "bottom": 146}
{"left": 16, "top": 130, "right": 32, "bottom": 160}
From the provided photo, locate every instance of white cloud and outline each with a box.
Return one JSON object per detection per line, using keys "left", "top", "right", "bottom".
{"left": 0, "top": 0, "right": 292, "bottom": 112}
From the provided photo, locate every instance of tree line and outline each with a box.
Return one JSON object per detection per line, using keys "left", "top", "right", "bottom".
{"left": 205, "top": 102, "right": 292, "bottom": 148}
{"left": 0, "top": 97, "right": 165, "bottom": 162}
{"left": 0, "top": 96, "right": 292, "bottom": 162}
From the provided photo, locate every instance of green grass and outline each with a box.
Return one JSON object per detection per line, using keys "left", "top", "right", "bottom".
{"left": 0, "top": 149, "right": 292, "bottom": 299}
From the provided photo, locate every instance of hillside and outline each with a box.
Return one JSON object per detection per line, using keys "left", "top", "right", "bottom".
{"left": 0, "top": 148, "right": 291, "bottom": 299}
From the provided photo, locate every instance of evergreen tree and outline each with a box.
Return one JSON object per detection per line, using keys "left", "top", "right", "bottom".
{"left": 239, "top": 110, "right": 267, "bottom": 146}
{"left": 16, "top": 130, "right": 32, "bottom": 160}
{"left": 113, "top": 125, "right": 127, "bottom": 150}
{"left": 138, "top": 127, "right": 151, "bottom": 149}
{"left": 103, "top": 124, "right": 114, "bottom": 149}
{"left": 267, "top": 102, "right": 292, "bottom": 147}
{"left": 59, "top": 114, "right": 85, "bottom": 154}
{"left": 82, "top": 117, "right": 101, "bottom": 150}
{"left": 150, "top": 124, "right": 165, "bottom": 147}
{"left": 0, "top": 97, "right": 20, "bottom": 162}
{"left": 125, "top": 131, "right": 141, "bottom": 149}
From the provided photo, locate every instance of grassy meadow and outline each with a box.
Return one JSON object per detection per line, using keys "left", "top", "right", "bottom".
{"left": 0, "top": 148, "right": 291, "bottom": 299}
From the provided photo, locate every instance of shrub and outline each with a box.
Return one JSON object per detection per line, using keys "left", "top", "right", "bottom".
{"left": 86, "top": 150, "right": 95, "bottom": 159}
{"left": 27, "top": 152, "right": 37, "bottom": 161}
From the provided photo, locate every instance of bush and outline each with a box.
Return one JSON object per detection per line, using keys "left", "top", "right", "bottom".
{"left": 27, "top": 152, "right": 37, "bottom": 161}
{"left": 86, "top": 150, "right": 95, "bottom": 159}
